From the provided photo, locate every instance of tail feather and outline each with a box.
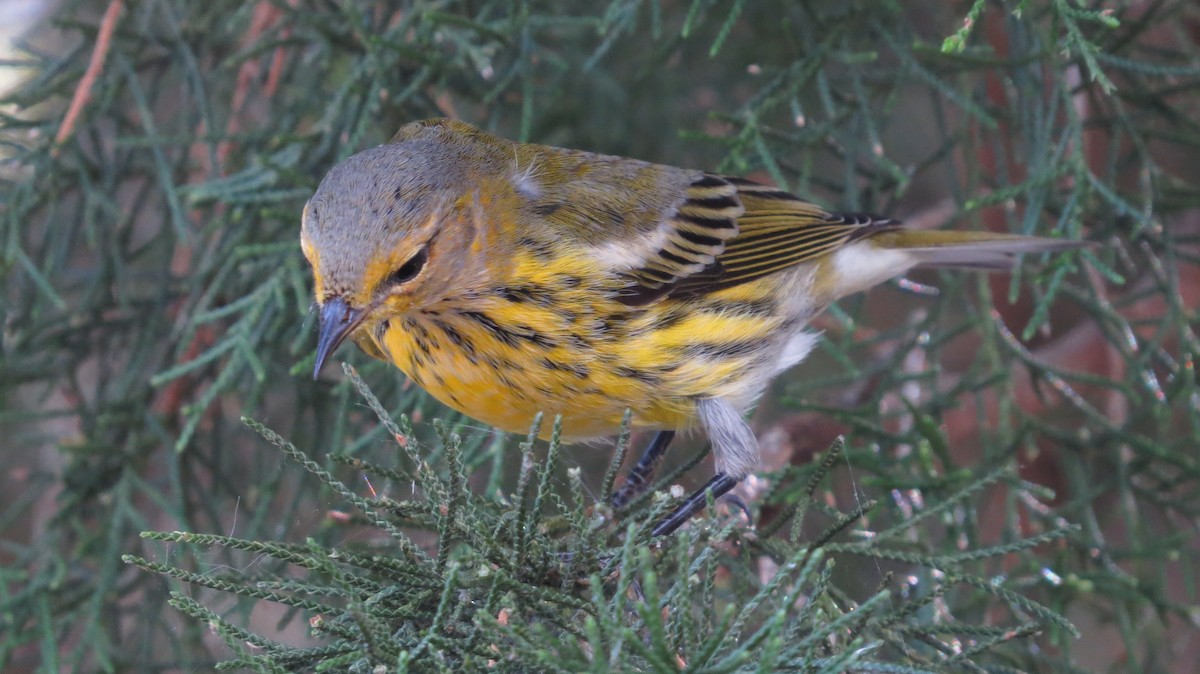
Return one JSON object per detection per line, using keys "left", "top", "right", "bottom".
{"left": 873, "top": 230, "right": 1089, "bottom": 272}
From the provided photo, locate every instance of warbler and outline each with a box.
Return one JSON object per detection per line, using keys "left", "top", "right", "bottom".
{"left": 303, "top": 118, "right": 1083, "bottom": 535}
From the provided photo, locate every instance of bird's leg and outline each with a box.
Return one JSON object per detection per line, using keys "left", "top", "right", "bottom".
{"left": 652, "top": 398, "right": 758, "bottom": 536}
{"left": 652, "top": 473, "right": 739, "bottom": 536}
{"left": 610, "top": 430, "right": 676, "bottom": 509}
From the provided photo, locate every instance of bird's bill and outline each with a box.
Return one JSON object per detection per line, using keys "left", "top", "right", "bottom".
{"left": 313, "top": 297, "right": 365, "bottom": 379}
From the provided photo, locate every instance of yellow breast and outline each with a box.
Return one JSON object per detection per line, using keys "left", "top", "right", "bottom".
{"left": 372, "top": 251, "right": 788, "bottom": 440}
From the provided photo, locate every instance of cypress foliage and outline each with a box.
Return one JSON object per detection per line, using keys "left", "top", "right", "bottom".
{"left": 2, "top": 1, "right": 1197, "bottom": 671}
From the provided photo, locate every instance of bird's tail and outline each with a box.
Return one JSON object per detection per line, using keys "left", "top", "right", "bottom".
{"left": 871, "top": 229, "right": 1089, "bottom": 271}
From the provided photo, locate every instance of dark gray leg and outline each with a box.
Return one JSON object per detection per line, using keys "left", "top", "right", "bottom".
{"left": 652, "top": 473, "right": 739, "bottom": 536}
{"left": 610, "top": 430, "right": 676, "bottom": 509}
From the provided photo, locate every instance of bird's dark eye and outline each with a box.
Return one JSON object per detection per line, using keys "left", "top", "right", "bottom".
{"left": 389, "top": 247, "right": 428, "bottom": 286}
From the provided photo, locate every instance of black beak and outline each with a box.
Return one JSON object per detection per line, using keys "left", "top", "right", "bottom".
{"left": 313, "top": 297, "right": 365, "bottom": 379}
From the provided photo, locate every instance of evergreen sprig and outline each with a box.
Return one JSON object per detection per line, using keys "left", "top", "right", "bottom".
{"left": 124, "top": 376, "right": 1078, "bottom": 671}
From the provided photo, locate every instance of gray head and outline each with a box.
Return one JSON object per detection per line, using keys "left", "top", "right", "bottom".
{"left": 302, "top": 120, "right": 515, "bottom": 377}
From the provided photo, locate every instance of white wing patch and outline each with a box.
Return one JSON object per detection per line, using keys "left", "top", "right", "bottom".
{"left": 588, "top": 220, "right": 675, "bottom": 270}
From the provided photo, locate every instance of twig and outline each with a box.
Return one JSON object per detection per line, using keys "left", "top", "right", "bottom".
{"left": 218, "top": 1, "right": 283, "bottom": 166}
{"left": 53, "top": 0, "right": 124, "bottom": 153}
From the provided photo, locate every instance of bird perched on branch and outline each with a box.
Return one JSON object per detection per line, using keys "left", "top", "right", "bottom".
{"left": 303, "top": 118, "right": 1083, "bottom": 535}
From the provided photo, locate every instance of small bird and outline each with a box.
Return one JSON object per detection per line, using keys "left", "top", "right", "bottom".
{"left": 304, "top": 118, "right": 1083, "bottom": 535}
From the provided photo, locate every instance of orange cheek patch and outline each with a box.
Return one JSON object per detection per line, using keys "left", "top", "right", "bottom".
{"left": 362, "top": 253, "right": 401, "bottom": 300}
